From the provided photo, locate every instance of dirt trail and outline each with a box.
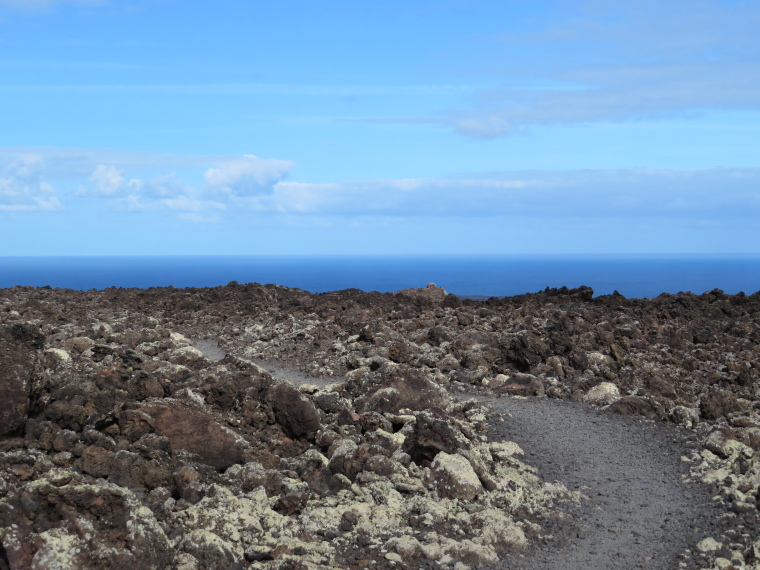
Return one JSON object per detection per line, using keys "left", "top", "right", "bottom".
{"left": 475, "top": 393, "right": 726, "bottom": 570}
{"left": 192, "top": 343, "right": 727, "bottom": 569}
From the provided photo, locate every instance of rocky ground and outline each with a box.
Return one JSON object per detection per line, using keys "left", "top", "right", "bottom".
{"left": 0, "top": 282, "right": 758, "bottom": 569}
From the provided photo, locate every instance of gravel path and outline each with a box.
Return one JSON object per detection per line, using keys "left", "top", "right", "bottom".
{"left": 472, "top": 393, "right": 727, "bottom": 570}
{"left": 191, "top": 344, "right": 729, "bottom": 569}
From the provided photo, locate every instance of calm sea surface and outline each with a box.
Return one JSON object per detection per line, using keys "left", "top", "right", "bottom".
{"left": 1, "top": 255, "right": 758, "bottom": 299}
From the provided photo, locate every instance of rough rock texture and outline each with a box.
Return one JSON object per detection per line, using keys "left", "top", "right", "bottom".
{"left": 0, "top": 325, "right": 42, "bottom": 435}
{"left": 582, "top": 381, "right": 621, "bottom": 406}
{"left": 428, "top": 451, "right": 482, "bottom": 500}
{"left": 141, "top": 400, "right": 249, "bottom": 471}
{"left": 266, "top": 382, "right": 322, "bottom": 439}
{"left": 1, "top": 282, "right": 759, "bottom": 569}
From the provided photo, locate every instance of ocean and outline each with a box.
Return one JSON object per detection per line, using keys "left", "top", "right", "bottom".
{"left": 1, "top": 255, "right": 759, "bottom": 299}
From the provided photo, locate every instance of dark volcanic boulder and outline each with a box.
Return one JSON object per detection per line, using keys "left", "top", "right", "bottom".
{"left": 0, "top": 324, "right": 41, "bottom": 435}
{"left": 606, "top": 396, "right": 662, "bottom": 421}
{"left": 403, "top": 410, "right": 472, "bottom": 466}
{"left": 141, "top": 400, "right": 248, "bottom": 470}
{"left": 357, "top": 369, "right": 450, "bottom": 414}
{"left": 699, "top": 390, "right": 744, "bottom": 421}
{"left": 266, "top": 382, "right": 322, "bottom": 439}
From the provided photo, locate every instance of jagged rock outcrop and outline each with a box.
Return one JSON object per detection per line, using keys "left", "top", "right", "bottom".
{"left": 0, "top": 324, "right": 42, "bottom": 436}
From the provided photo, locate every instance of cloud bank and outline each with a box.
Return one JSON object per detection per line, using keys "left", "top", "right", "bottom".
{"left": 257, "top": 169, "right": 760, "bottom": 219}
{"left": 1, "top": 148, "right": 757, "bottom": 227}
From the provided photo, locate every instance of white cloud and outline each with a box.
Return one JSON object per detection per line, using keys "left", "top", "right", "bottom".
{"left": 204, "top": 155, "right": 295, "bottom": 197}
{"left": 89, "top": 164, "right": 124, "bottom": 195}
{"left": 238, "top": 169, "right": 760, "bottom": 220}
{"left": 3, "top": 147, "right": 756, "bottom": 229}
{"left": 0, "top": 154, "right": 62, "bottom": 211}
{"left": 0, "top": 148, "right": 284, "bottom": 219}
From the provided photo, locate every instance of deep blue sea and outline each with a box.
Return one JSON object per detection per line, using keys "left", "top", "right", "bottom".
{"left": 1, "top": 255, "right": 759, "bottom": 299}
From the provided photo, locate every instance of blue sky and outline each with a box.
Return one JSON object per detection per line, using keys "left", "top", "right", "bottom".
{"left": 1, "top": 0, "right": 758, "bottom": 255}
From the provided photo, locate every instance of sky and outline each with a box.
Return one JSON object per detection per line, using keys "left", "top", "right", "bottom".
{"left": 0, "top": 0, "right": 759, "bottom": 255}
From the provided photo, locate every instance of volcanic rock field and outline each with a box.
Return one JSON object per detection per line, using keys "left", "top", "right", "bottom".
{"left": 1, "top": 282, "right": 759, "bottom": 569}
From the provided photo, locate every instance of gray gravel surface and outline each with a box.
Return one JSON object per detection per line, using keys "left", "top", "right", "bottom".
{"left": 472, "top": 393, "right": 729, "bottom": 570}
{"left": 253, "top": 359, "right": 335, "bottom": 390}
{"left": 192, "top": 339, "right": 335, "bottom": 389}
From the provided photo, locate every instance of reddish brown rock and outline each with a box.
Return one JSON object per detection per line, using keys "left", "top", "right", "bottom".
{"left": 266, "top": 382, "right": 322, "bottom": 439}
{"left": 127, "top": 371, "right": 165, "bottom": 401}
{"left": 700, "top": 390, "right": 743, "bottom": 421}
{"left": 119, "top": 409, "right": 155, "bottom": 442}
{"left": 141, "top": 400, "right": 248, "bottom": 470}
{"left": 0, "top": 326, "right": 39, "bottom": 435}
{"left": 81, "top": 445, "right": 115, "bottom": 478}
{"left": 357, "top": 369, "right": 450, "bottom": 414}
{"left": 606, "top": 396, "right": 662, "bottom": 421}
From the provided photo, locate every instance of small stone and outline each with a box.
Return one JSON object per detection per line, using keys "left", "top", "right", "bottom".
{"left": 697, "top": 537, "right": 721, "bottom": 552}
{"left": 583, "top": 382, "right": 621, "bottom": 406}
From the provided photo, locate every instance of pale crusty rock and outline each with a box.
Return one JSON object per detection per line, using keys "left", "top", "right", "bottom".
{"left": 671, "top": 405, "right": 700, "bottom": 429}
{"left": 29, "top": 527, "right": 90, "bottom": 570}
{"left": 704, "top": 430, "right": 753, "bottom": 459}
{"left": 459, "top": 444, "right": 498, "bottom": 491}
{"left": 366, "top": 428, "right": 405, "bottom": 452}
{"left": 175, "top": 552, "right": 200, "bottom": 570}
{"left": 153, "top": 363, "right": 192, "bottom": 384}
{"left": 168, "top": 345, "right": 206, "bottom": 366}
{"left": 486, "top": 373, "right": 511, "bottom": 389}
{"left": 429, "top": 451, "right": 483, "bottom": 500}
{"left": 583, "top": 381, "right": 621, "bottom": 406}
{"left": 421, "top": 534, "right": 500, "bottom": 567}
{"left": 697, "top": 537, "right": 722, "bottom": 552}
{"left": 586, "top": 352, "right": 614, "bottom": 368}
{"left": 385, "top": 535, "right": 423, "bottom": 559}
{"left": 471, "top": 508, "right": 527, "bottom": 552}
{"left": 489, "top": 441, "right": 524, "bottom": 460}
{"left": 177, "top": 529, "right": 239, "bottom": 568}
{"left": 169, "top": 331, "right": 193, "bottom": 346}
{"left": 171, "top": 485, "right": 345, "bottom": 568}
{"left": 44, "top": 347, "right": 72, "bottom": 367}
{"left": 173, "top": 485, "right": 269, "bottom": 546}
{"left": 328, "top": 437, "right": 358, "bottom": 461}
